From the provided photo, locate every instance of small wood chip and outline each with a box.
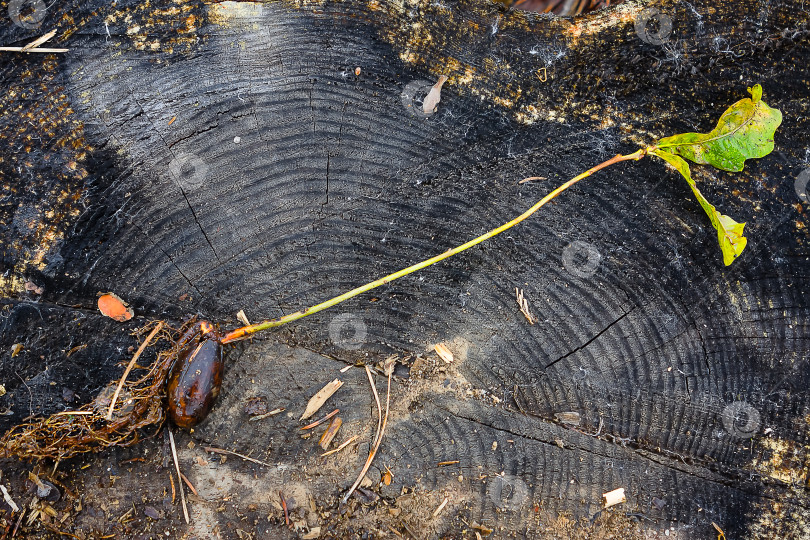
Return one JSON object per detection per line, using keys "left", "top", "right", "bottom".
{"left": 434, "top": 343, "right": 454, "bottom": 364}
{"left": 248, "top": 407, "right": 285, "bottom": 422}
{"left": 432, "top": 497, "right": 449, "bottom": 518}
{"left": 301, "top": 527, "right": 321, "bottom": 539}
{"left": 1, "top": 484, "right": 19, "bottom": 512}
{"left": 603, "top": 487, "right": 626, "bottom": 508}
{"left": 236, "top": 310, "right": 250, "bottom": 325}
{"left": 319, "top": 417, "right": 342, "bottom": 450}
{"left": 518, "top": 176, "right": 547, "bottom": 184}
{"left": 515, "top": 288, "right": 537, "bottom": 325}
{"left": 339, "top": 365, "right": 352, "bottom": 373}
{"left": 422, "top": 75, "right": 448, "bottom": 114}
{"left": 10, "top": 344, "right": 23, "bottom": 358}
{"left": 300, "top": 379, "right": 343, "bottom": 421}
{"left": 169, "top": 472, "right": 175, "bottom": 504}
{"left": 437, "top": 460, "right": 459, "bottom": 466}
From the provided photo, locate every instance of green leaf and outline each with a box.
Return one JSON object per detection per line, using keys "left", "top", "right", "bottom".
{"left": 654, "top": 84, "right": 782, "bottom": 172}
{"left": 651, "top": 149, "right": 747, "bottom": 266}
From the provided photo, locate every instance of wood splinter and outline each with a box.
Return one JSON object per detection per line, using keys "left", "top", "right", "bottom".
{"left": 1, "top": 29, "right": 69, "bottom": 54}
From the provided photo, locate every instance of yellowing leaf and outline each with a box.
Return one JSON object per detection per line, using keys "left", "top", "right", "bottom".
{"left": 655, "top": 84, "right": 782, "bottom": 172}
{"left": 651, "top": 149, "right": 747, "bottom": 266}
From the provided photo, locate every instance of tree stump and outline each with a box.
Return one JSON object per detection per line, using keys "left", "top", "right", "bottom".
{"left": 1, "top": 0, "right": 808, "bottom": 537}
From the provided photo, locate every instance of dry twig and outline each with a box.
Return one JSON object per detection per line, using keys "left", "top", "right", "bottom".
{"left": 108, "top": 322, "right": 164, "bottom": 419}
{"left": 168, "top": 430, "right": 189, "bottom": 524}
{"left": 321, "top": 435, "right": 359, "bottom": 457}
{"left": 343, "top": 359, "right": 394, "bottom": 503}
{"left": 203, "top": 446, "right": 270, "bottom": 467}
{"left": 300, "top": 409, "right": 339, "bottom": 430}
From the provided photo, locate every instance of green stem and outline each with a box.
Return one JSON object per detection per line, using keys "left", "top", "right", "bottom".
{"left": 220, "top": 149, "right": 647, "bottom": 344}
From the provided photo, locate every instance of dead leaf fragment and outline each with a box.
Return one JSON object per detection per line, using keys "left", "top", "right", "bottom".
{"left": 301, "top": 379, "right": 343, "bottom": 420}
{"left": 603, "top": 487, "right": 626, "bottom": 508}
{"left": 422, "top": 75, "right": 448, "bottom": 114}
{"left": 434, "top": 343, "right": 454, "bottom": 364}
{"left": 24, "top": 281, "right": 44, "bottom": 295}
{"left": 98, "top": 293, "right": 134, "bottom": 322}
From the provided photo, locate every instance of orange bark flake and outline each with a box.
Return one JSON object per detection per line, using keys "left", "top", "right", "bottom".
{"left": 98, "top": 293, "right": 134, "bottom": 322}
